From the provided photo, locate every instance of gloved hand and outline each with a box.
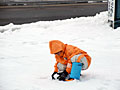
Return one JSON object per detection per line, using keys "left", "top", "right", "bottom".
{"left": 51, "top": 72, "right": 57, "bottom": 80}
{"left": 57, "top": 70, "right": 68, "bottom": 81}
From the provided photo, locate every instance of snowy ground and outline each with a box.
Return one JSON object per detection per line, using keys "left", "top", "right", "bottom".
{"left": 0, "top": 11, "right": 120, "bottom": 90}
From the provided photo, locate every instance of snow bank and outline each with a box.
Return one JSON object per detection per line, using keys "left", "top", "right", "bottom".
{"left": 0, "top": 11, "right": 120, "bottom": 90}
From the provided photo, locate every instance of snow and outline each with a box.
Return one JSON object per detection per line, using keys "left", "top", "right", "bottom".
{"left": 0, "top": 11, "right": 120, "bottom": 90}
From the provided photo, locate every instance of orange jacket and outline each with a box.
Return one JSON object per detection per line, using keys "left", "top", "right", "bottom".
{"left": 49, "top": 40, "right": 91, "bottom": 74}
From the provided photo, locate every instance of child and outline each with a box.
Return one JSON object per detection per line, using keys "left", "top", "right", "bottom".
{"left": 49, "top": 40, "right": 91, "bottom": 81}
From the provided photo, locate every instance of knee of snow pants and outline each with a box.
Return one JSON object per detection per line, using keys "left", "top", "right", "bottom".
{"left": 57, "top": 63, "right": 67, "bottom": 73}
{"left": 71, "top": 54, "right": 88, "bottom": 70}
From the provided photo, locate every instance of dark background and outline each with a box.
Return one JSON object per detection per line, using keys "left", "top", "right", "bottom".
{"left": 0, "top": 2, "right": 108, "bottom": 26}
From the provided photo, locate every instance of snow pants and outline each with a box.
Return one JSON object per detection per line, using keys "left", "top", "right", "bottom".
{"left": 71, "top": 54, "right": 88, "bottom": 70}
{"left": 57, "top": 53, "right": 88, "bottom": 73}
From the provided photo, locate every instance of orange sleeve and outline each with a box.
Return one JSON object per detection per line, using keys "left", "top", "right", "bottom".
{"left": 66, "top": 60, "right": 72, "bottom": 74}
{"left": 54, "top": 62, "right": 58, "bottom": 72}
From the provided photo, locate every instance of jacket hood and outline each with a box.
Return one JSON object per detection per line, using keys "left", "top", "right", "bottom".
{"left": 49, "top": 40, "right": 65, "bottom": 54}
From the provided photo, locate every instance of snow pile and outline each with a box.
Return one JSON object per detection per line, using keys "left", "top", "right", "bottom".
{"left": 0, "top": 11, "right": 120, "bottom": 90}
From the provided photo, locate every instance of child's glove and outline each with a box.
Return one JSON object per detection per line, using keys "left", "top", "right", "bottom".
{"left": 57, "top": 70, "right": 68, "bottom": 81}
{"left": 51, "top": 72, "right": 57, "bottom": 80}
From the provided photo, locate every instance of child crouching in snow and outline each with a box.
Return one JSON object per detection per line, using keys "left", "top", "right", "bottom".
{"left": 49, "top": 40, "right": 91, "bottom": 81}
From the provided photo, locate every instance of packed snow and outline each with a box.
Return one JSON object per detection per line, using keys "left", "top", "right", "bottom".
{"left": 0, "top": 11, "right": 120, "bottom": 90}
